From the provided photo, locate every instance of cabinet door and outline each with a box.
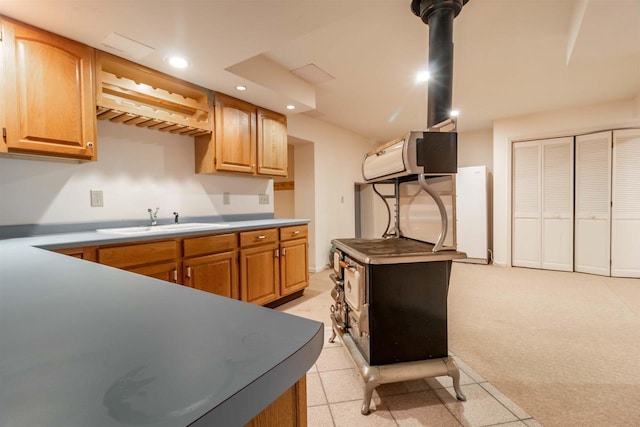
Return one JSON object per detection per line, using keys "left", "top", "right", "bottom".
{"left": 128, "top": 262, "right": 179, "bottom": 284}
{"left": 240, "top": 243, "right": 279, "bottom": 305}
{"left": 214, "top": 92, "right": 256, "bottom": 174}
{"left": 280, "top": 238, "right": 308, "bottom": 297}
{"left": 1, "top": 18, "right": 97, "bottom": 160}
{"left": 54, "top": 246, "right": 97, "bottom": 262}
{"left": 257, "top": 108, "right": 287, "bottom": 177}
{"left": 184, "top": 251, "right": 239, "bottom": 299}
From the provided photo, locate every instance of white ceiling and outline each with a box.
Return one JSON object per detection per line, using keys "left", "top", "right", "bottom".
{"left": 1, "top": 0, "right": 639, "bottom": 143}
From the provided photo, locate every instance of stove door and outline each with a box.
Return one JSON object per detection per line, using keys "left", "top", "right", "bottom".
{"left": 343, "top": 260, "right": 363, "bottom": 315}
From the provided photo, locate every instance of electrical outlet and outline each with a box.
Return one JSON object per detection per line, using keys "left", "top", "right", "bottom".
{"left": 90, "top": 190, "right": 104, "bottom": 207}
{"left": 223, "top": 192, "right": 230, "bottom": 205}
{"left": 258, "top": 194, "right": 269, "bottom": 205}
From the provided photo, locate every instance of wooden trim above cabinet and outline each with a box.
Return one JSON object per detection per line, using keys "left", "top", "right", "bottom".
{"left": 274, "top": 181, "right": 295, "bottom": 191}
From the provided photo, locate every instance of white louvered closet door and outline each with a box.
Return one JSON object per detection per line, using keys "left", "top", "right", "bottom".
{"left": 611, "top": 129, "right": 640, "bottom": 278}
{"left": 575, "top": 132, "right": 611, "bottom": 276}
{"left": 541, "top": 138, "right": 574, "bottom": 271}
{"left": 512, "top": 141, "right": 541, "bottom": 268}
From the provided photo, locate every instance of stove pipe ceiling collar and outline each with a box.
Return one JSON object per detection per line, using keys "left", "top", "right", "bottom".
{"left": 411, "top": 0, "right": 468, "bottom": 127}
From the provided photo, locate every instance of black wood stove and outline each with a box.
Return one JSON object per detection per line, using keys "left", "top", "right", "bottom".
{"left": 328, "top": 0, "right": 470, "bottom": 415}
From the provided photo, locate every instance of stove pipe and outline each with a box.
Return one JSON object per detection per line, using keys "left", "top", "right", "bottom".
{"left": 411, "top": 0, "right": 467, "bottom": 127}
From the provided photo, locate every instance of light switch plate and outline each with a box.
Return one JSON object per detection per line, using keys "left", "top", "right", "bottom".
{"left": 223, "top": 192, "right": 230, "bottom": 205}
{"left": 90, "top": 190, "right": 104, "bottom": 207}
{"left": 258, "top": 194, "right": 269, "bottom": 205}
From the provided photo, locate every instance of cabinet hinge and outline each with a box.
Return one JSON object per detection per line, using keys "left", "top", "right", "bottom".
{"left": 214, "top": 157, "right": 217, "bottom": 166}
{"left": 2, "top": 127, "right": 6, "bottom": 141}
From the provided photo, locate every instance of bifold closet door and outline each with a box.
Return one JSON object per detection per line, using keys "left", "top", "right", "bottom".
{"left": 512, "top": 137, "right": 573, "bottom": 270}
{"left": 541, "top": 138, "right": 574, "bottom": 271}
{"left": 575, "top": 132, "right": 611, "bottom": 276}
{"left": 611, "top": 129, "right": 640, "bottom": 278}
{"left": 512, "top": 141, "right": 541, "bottom": 268}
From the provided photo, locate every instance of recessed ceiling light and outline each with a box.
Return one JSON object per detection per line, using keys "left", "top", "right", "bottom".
{"left": 415, "top": 70, "right": 430, "bottom": 84}
{"left": 235, "top": 85, "right": 247, "bottom": 91}
{"left": 286, "top": 105, "right": 296, "bottom": 110}
{"left": 450, "top": 110, "right": 460, "bottom": 117}
{"left": 165, "top": 56, "right": 189, "bottom": 69}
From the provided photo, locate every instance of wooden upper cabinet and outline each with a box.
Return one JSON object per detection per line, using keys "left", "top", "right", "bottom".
{"left": 195, "top": 93, "right": 289, "bottom": 177}
{"left": 257, "top": 108, "right": 288, "bottom": 177}
{"left": 214, "top": 92, "right": 256, "bottom": 174}
{"left": 0, "top": 17, "right": 97, "bottom": 160}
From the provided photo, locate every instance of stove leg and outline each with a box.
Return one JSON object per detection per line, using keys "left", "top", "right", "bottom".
{"left": 361, "top": 379, "right": 378, "bottom": 415}
{"left": 444, "top": 358, "right": 467, "bottom": 401}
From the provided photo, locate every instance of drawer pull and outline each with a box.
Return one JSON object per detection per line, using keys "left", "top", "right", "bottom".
{"left": 186, "top": 266, "right": 191, "bottom": 279}
{"left": 292, "top": 230, "right": 300, "bottom": 235}
{"left": 256, "top": 235, "right": 267, "bottom": 240}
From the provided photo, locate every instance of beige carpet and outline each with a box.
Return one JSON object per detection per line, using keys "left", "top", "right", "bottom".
{"left": 279, "top": 264, "right": 640, "bottom": 426}
{"left": 448, "top": 263, "right": 640, "bottom": 427}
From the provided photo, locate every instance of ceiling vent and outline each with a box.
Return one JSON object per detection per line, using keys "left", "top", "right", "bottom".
{"left": 291, "top": 63, "right": 335, "bottom": 85}
{"left": 100, "top": 33, "right": 155, "bottom": 60}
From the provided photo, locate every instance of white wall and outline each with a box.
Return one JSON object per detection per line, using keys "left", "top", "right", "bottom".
{"left": 493, "top": 97, "right": 640, "bottom": 266}
{"left": 458, "top": 128, "right": 493, "bottom": 173}
{"left": 292, "top": 141, "right": 316, "bottom": 270}
{"left": 287, "top": 114, "right": 373, "bottom": 271}
{"left": 0, "top": 120, "right": 273, "bottom": 225}
{"left": 274, "top": 144, "right": 295, "bottom": 219}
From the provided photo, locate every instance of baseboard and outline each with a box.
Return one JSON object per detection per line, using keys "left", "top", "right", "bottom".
{"left": 454, "top": 258, "right": 489, "bottom": 265}
{"left": 309, "top": 264, "right": 329, "bottom": 273}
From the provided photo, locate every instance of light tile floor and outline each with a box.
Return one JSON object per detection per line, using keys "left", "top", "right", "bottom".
{"left": 307, "top": 327, "right": 544, "bottom": 427}
{"left": 277, "top": 271, "right": 544, "bottom": 426}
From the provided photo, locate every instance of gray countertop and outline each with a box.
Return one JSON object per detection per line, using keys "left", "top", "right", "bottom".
{"left": 0, "top": 219, "right": 323, "bottom": 426}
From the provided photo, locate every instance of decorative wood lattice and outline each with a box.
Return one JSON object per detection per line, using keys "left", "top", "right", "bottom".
{"left": 96, "top": 52, "right": 212, "bottom": 136}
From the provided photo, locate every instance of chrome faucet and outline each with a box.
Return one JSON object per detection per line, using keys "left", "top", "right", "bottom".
{"left": 147, "top": 208, "right": 159, "bottom": 226}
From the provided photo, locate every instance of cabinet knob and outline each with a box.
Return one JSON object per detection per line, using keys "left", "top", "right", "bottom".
{"left": 87, "top": 141, "right": 94, "bottom": 148}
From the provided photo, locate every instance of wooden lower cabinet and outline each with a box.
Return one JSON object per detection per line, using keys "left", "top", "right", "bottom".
{"left": 127, "top": 261, "right": 178, "bottom": 283}
{"left": 184, "top": 251, "right": 238, "bottom": 299}
{"left": 240, "top": 242, "right": 279, "bottom": 305}
{"left": 54, "top": 246, "right": 96, "bottom": 262}
{"left": 246, "top": 375, "right": 307, "bottom": 427}
{"left": 54, "top": 226, "right": 308, "bottom": 304}
{"left": 280, "top": 238, "right": 309, "bottom": 297}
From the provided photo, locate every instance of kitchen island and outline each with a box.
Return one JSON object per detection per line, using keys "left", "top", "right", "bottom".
{"left": 0, "top": 219, "right": 322, "bottom": 426}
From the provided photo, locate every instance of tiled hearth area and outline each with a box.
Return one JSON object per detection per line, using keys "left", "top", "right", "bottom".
{"left": 306, "top": 328, "right": 542, "bottom": 427}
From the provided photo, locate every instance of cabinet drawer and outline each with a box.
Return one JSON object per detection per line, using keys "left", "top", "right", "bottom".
{"left": 98, "top": 240, "right": 177, "bottom": 269}
{"left": 239, "top": 228, "right": 278, "bottom": 247}
{"left": 183, "top": 233, "right": 237, "bottom": 258}
{"left": 280, "top": 224, "right": 308, "bottom": 241}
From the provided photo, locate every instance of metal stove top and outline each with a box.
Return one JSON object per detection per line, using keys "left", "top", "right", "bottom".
{"left": 332, "top": 237, "right": 465, "bottom": 265}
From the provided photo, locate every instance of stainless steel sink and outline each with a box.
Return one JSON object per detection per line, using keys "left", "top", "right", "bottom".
{"left": 96, "top": 222, "right": 230, "bottom": 235}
